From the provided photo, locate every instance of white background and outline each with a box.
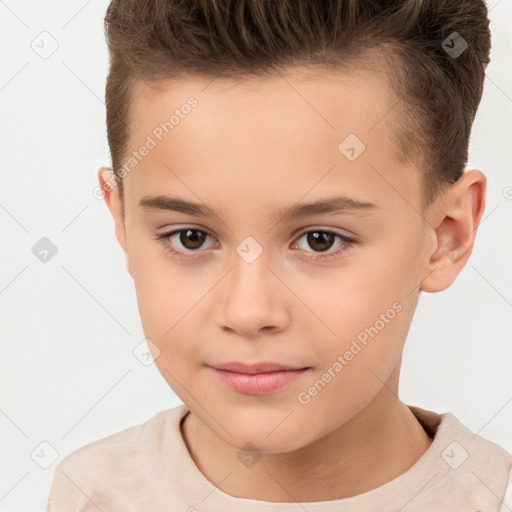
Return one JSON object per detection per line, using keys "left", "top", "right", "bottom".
{"left": 1, "top": 1, "right": 511, "bottom": 510}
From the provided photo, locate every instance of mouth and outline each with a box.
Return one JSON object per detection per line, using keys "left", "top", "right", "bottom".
{"left": 208, "top": 362, "right": 311, "bottom": 394}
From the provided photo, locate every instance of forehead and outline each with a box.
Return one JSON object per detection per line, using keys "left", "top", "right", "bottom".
{"left": 130, "top": 66, "right": 395, "bottom": 141}
{"left": 123, "top": 66, "right": 419, "bottom": 214}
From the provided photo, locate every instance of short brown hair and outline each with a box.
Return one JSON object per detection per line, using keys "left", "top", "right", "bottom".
{"left": 104, "top": 0, "right": 491, "bottom": 208}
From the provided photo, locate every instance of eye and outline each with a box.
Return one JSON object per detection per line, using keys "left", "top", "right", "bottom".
{"left": 155, "top": 228, "right": 218, "bottom": 259}
{"left": 155, "top": 227, "right": 356, "bottom": 261}
{"left": 291, "top": 229, "right": 356, "bottom": 261}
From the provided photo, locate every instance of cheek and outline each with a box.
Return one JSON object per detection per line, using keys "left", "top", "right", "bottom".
{"left": 294, "top": 245, "right": 419, "bottom": 396}
{"left": 129, "top": 247, "right": 203, "bottom": 358}
{"left": 300, "top": 245, "right": 417, "bottom": 337}
{"left": 134, "top": 272, "right": 205, "bottom": 391}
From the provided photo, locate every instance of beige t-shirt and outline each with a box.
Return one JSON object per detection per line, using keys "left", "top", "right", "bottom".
{"left": 47, "top": 404, "right": 512, "bottom": 511}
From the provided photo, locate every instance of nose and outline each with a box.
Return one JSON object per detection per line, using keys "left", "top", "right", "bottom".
{"left": 217, "top": 249, "right": 290, "bottom": 338}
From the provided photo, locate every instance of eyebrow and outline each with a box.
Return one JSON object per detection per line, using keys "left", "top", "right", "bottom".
{"left": 139, "top": 194, "right": 380, "bottom": 223}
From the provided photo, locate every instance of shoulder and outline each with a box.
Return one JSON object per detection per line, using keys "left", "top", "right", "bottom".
{"left": 407, "top": 405, "right": 512, "bottom": 509}
{"left": 46, "top": 404, "right": 188, "bottom": 511}
{"left": 443, "top": 411, "right": 512, "bottom": 467}
{"left": 448, "top": 416, "right": 512, "bottom": 509}
{"left": 411, "top": 405, "right": 512, "bottom": 466}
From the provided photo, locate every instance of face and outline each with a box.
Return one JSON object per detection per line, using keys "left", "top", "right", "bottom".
{"left": 109, "top": 67, "right": 436, "bottom": 453}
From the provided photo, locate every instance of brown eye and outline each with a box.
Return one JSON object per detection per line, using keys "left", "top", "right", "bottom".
{"left": 156, "top": 227, "right": 218, "bottom": 258}
{"left": 292, "top": 229, "right": 355, "bottom": 261}
{"left": 178, "top": 229, "right": 208, "bottom": 250}
{"left": 305, "top": 231, "right": 336, "bottom": 252}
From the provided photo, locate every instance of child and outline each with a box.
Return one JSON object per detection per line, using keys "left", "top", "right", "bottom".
{"left": 47, "top": 0, "right": 512, "bottom": 510}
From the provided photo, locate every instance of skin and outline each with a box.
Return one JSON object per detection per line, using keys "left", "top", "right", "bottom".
{"left": 98, "top": 66, "right": 486, "bottom": 502}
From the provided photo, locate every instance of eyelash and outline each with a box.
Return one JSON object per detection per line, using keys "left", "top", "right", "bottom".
{"left": 155, "top": 227, "right": 356, "bottom": 262}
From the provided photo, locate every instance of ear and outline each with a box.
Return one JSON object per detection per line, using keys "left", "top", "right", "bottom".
{"left": 97, "top": 167, "right": 132, "bottom": 277}
{"left": 420, "top": 170, "right": 486, "bottom": 293}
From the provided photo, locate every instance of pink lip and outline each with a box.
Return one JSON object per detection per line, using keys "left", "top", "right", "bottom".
{"left": 211, "top": 361, "right": 306, "bottom": 374}
{"left": 209, "top": 362, "right": 310, "bottom": 394}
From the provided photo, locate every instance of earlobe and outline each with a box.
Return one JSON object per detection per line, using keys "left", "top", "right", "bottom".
{"left": 420, "top": 170, "right": 486, "bottom": 293}
{"left": 125, "top": 254, "right": 132, "bottom": 277}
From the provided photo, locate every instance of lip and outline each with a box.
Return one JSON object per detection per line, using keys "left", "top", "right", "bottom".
{"left": 209, "top": 362, "right": 310, "bottom": 395}
{"left": 211, "top": 361, "right": 307, "bottom": 374}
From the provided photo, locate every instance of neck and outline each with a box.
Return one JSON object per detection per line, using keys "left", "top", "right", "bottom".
{"left": 180, "top": 370, "right": 433, "bottom": 502}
